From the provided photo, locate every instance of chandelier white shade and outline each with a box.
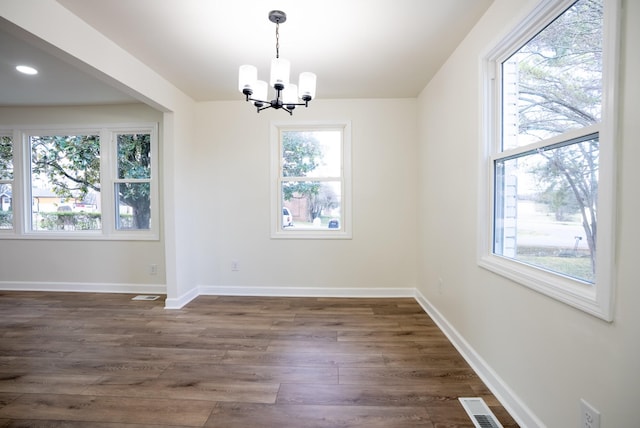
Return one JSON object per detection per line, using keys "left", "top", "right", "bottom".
{"left": 238, "top": 10, "right": 316, "bottom": 115}
{"left": 238, "top": 65, "right": 257, "bottom": 93}
{"left": 270, "top": 58, "right": 290, "bottom": 88}
{"left": 298, "top": 72, "right": 317, "bottom": 100}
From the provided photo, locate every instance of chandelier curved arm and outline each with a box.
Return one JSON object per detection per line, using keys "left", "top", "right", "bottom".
{"left": 244, "top": 89, "right": 311, "bottom": 116}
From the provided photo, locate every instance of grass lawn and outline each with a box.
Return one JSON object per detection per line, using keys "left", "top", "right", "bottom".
{"left": 517, "top": 254, "right": 594, "bottom": 282}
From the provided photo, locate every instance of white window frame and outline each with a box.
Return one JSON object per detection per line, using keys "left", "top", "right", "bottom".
{"left": 478, "top": 0, "right": 619, "bottom": 321}
{"left": 0, "top": 123, "right": 159, "bottom": 241}
{"left": 270, "top": 121, "right": 352, "bottom": 239}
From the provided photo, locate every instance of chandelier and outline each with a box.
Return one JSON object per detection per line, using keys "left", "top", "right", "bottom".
{"left": 238, "top": 10, "right": 316, "bottom": 115}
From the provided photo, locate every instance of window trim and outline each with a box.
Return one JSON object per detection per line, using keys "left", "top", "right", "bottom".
{"left": 0, "top": 123, "right": 159, "bottom": 241}
{"left": 270, "top": 121, "right": 352, "bottom": 240}
{"left": 478, "top": 0, "right": 619, "bottom": 321}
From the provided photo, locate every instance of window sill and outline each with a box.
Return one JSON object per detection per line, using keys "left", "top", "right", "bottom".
{"left": 478, "top": 254, "right": 612, "bottom": 321}
{"left": 0, "top": 230, "right": 159, "bottom": 241}
{"left": 271, "top": 229, "right": 352, "bottom": 240}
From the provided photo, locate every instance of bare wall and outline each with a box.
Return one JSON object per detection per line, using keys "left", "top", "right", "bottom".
{"left": 193, "top": 99, "right": 418, "bottom": 292}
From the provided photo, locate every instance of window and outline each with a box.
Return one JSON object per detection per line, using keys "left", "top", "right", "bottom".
{"left": 0, "top": 124, "right": 158, "bottom": 240}
{"left": 0, "top": 133, "right": 13, "bottom": 230}
{"left": 271, "top": 122, "right": 351, "bottom": 239}
{"left": 115, "top": 132, "right": 153, "bottom": 231}
{"left": 30, "top": 133, "right": 102, "bottom": 232}
{"left": 480, "top": 0, "right": 618, "bottom": 320}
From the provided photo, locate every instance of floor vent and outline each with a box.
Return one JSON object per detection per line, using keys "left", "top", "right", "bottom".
{"left": 131, "top": 295, "right": 161, "bottom": 301}
{"left": 459, "top": 397, "right": 504, "bottom": 428}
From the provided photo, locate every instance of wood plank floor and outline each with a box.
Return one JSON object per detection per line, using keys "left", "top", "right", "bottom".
{"left": 0, "top": 292, "right": 519, "bottom": 427}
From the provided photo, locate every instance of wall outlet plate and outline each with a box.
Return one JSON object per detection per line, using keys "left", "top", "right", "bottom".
{"left": 580, "top": 399, "right": 600, "bottom": 428}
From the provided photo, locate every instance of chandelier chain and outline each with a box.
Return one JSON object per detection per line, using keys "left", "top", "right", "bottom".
{"left": 275, "top": 22, "right": 280, "bottom": 58}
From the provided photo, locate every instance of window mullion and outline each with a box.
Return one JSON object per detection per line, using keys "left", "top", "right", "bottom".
{"left": 16, "top": 131, "right": 29, "bottom": 234}
{"left": 494, "top": 126, "right": 601, "bottom": 163}
{"left": 99, "top": 129, "right": 115, "bottom": 234}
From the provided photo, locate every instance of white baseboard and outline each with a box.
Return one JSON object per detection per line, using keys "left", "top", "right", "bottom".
{"left": 414, "top": 289, "right": 544, "bottom": 428}
{"left": 164, "top": 286, "right": 199, "bottom": 309}
{"left": 0, "top": 281, "right": 165, "bottom": 295}
{"left": 197, "top": 285, "right": 416, "bottom": 299}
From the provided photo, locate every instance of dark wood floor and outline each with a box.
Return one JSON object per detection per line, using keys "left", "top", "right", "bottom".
{"left": 0, "top": 292, "right": 518, "bottom": 427}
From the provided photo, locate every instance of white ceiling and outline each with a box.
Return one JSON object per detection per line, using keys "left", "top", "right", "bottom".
{"left": 1, "top": 0, "right": 493, "bottom": 107}
{"left": 0, "top": 18, "right": 138, "bottom": 106}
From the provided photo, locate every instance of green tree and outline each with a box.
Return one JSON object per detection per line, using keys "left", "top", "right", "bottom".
{"left": 0, "top": 137, "right": 14, "bottom": 228}
{"left": 31, "top": 133, "right": 152, "bottom": 229}
{"left": 116, "top": 134, "right": 152, "bottom": 229}
{"left": 31, "top": 135, "right": 101, "bottom": 196}
{"left": 515, "top": 0, "right": 602, "bottom": 273}
{"left": 0, "top": 136, "right": 12, "bottom": 180}
{"left": 534, "top": 140, "right": 598, "bottom": 271}
{"left": 516, "top": 0, "right": 603, "bottom": 137}
{"left": 282, "top": 131, "right": 323, "bottom": 221}
{"left": 537, "top": 177, "right": 581, "bottom": 222}
{"left": 308, "top": 183, "right": 339, "bottom": 221}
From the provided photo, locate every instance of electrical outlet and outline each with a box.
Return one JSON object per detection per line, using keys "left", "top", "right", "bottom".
{"left": 231, "top": 260, "right": 240, "bottom": 271}
{"left": 149, "top": 264, "right": 158, "bottom": 275}
{"left": 580, "top": 399, "right": 600, "bottom": 428}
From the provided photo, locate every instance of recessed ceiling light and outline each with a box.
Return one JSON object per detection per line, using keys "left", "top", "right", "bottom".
{"left": 16, "top": 65, "right": 38, "bottom": 75}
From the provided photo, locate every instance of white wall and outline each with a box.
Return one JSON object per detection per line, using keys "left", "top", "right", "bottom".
{"left": 417, "top": 1, "right": 639, "bottom": 427}
{"left": 162, "top": 106, "right": 199, "bottom": 306}
{"left": 194, "top": 99, "right": 418, "bottom": 293}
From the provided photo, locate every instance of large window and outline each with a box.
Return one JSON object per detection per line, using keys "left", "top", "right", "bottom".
{"left": 480, "top": 0, "right": 618, "bottom": 320}
{"left": 271, "top": 122, "right": 351, "bottom": 239}
{"left": 0, "top": 124, "right": 158, "bottom": 240}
